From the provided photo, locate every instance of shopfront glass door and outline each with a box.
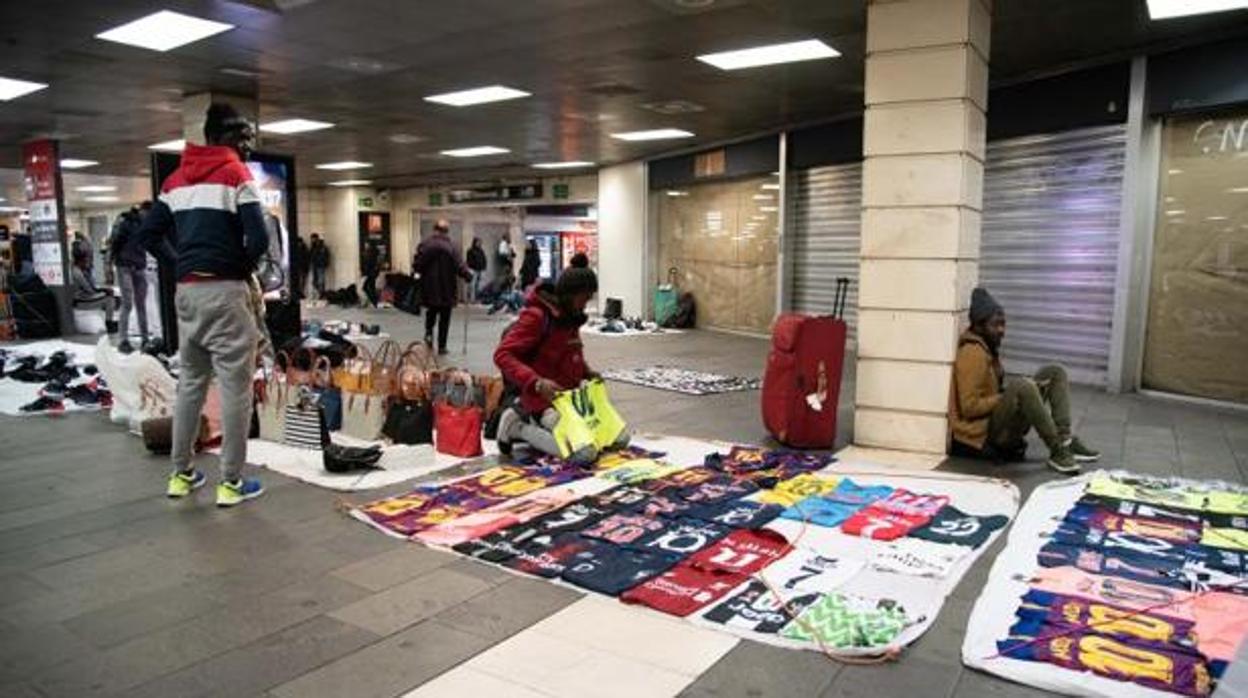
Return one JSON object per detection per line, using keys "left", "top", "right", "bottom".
{"left": 1142, "top": 110, "right": 1248, "bottom": 403}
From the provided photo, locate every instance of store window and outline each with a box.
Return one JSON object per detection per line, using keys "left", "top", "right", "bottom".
{"left": 653, "top": 174, "right": 780, "bottom": 333}
{"left": 1142, "top": 110, "right": 1248, "bottom": 403}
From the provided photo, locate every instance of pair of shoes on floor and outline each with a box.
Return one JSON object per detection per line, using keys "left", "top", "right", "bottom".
{"left": 20, "top": 395, "right": 64, "bottom": 413}
{"left": 1046, "top": 436, "right": 1100, "bottom": 475}
{"left": 166, "top": 470, "right": 264, "bottom": 507}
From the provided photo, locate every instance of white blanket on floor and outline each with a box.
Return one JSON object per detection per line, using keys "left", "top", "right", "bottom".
{"left": 242, "top": 434, "right": 501, "bottom": 491}
{"left": 0, "top": 340, "right": 103, "bottom": 416}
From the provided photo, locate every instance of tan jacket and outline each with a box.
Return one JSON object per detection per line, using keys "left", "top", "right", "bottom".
{"left": 949, "top": 330, "right": 1003, "bottom": 450}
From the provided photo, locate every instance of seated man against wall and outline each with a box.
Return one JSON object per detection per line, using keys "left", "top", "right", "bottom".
{"left": 70, "top": 253, "right": 116, "bottom": 330}
{"left": 949, "top": 287, "right": 1099, "bottom": 475}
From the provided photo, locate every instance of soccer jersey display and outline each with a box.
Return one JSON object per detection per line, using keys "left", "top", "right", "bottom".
{"left": 779, "top": 593, "right": 911, "bottom": 649}
{"left": 1064, "top": 504, "right": 1203, "bottom": 544}
{"left": 560, "top": 540, "right": 683, "bottom": 595}
{"left": 869, "top": 538, "right": 969, "bottom": 579}
{"left": 909, "top": 505, "right": 1009, "bottom": 548}
{"left": 1015, "top": 588, "right": 1200, "bottom": 651}
{"left": 758, "top": 547, "right": 866, "bottom": 598}
{"left": 633, "top": 517, "right": 732, "bottom": 556}
{"left": 506, "top": 534, "right": 598, "bottom": 578}
{"left": 677, "top": 476, "right": 759, "bottom": 504}
{"left": 686, "top": 529, "right": 789, "bottom": 576}
{"left": 683, "top": 499, "right": 783, "bottom": 529}
{"left": 756, "top": 473, "right": 840, "bottom": 508}
{"left": 842, "top": 490, "right": 949, "bottom": 541}
{"left": 581, "top": 513, "right": 667, "bottom": 545}
{"left": 620, "top": 564, "right": 748, "bottom": 617}
{"left": 778, "top": 478, "right": 893, "bottom": 528}
{"left": 703, "top": 581, "right": 820, "bottom": 634}
{"left": 997, "top": 623, "right": 1214, "bottom": 697}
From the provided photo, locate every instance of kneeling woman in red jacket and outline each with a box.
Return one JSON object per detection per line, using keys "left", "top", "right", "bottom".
{"left": 493, "top": 267, "right": 622, "bottom": 464}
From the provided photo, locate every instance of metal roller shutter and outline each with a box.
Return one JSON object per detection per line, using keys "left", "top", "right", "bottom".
{"left": 980, "top": 124, "right": 1127, "bottom": 386}
{"left": 789, "top": 162, "right": 862, "bottom": 342}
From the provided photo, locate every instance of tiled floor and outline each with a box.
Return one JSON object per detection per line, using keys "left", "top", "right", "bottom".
{"left": 1, "top": 304, "right": 1245, "bottom": 697}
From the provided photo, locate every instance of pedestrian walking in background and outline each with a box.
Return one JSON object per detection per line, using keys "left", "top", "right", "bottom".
{"left": 413, "top": 218, "right": 472, "bottom": 355}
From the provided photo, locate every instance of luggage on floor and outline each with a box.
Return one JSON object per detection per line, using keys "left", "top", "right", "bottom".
{"left": 653, "top": 267, "right": 679, "bottom": 326}
{"left": 761, "top": 277, "right": 849, "bottom": 449}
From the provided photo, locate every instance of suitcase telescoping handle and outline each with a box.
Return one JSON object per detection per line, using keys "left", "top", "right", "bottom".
{"left": 833, "top": 277, "right": 849, "bottom": 320}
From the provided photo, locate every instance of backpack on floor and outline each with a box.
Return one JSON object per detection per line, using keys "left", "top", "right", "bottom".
{"left": 761, "top": 278, "right": 849, "bottom": 449}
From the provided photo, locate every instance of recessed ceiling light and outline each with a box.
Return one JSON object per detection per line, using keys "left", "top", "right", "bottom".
{"left": 260, "top": 119, "right": 334, "bottom": 134}
{"left": 761, "top": 183, "right": 780, "bottom": 190}
{"left": 753, "top": 194, "right": 773, "bottom": 201}
{"left": 148, "top": 139, "right": 186, "bottom": 151}
{"left": 84, "top": 196, "right": 121, "bottom": 203}
{"left": 60, "top": 159, "right": 99, "bottom": 169}
{"left": 328, "top": 180, "right": 372, "bottom": 187}
{"left": 441, "top": 146, "right": 510, "bottom": 158}
{"left": 0, "top": 76, "right": 48, "bottom": 101}
{"left": 1165, "top": 209, "right": 1187, "bottom": 216}
{"left": 1168, "top": 168, "right": 1183, "bottom": 175}
{"left": 1206, "top": 215, "right": 1230, "bottom": 221}
{"left": 424, "top": 85, "right": 530, "bottom": 107}
{"left": 95, "top": 10, "right": 234, "bottom": 52}
{"left": 759, "top": 206, "right": 778, "bottom": 212}
{"left": 1147, "top": 0, "right": 1248, "bottom": 19}
{"left": 611, "top": 129, "right": 694, "bottom": 142}
{"left": 697, "top": 39, "right": 840, "bottom": 71}
{"left": 389, "top": 133, "right": 425, "bottom": 145}
{"left": 532, "top": 161, "right": 595, "bottom": 169}
{"left": 666, "top": 190, "right": 689, "bottom": 197}
{"left": 315, "top": 161, "right": 372, "bottom": 170}
{"left": 76, "top": 185, "right": 117, "bottom": 193}
{"left": 1228, "top": 187, "right": 1248, "bottom": 193}
{"left": 752, "top": 215, "right": 766, "bottom": 221}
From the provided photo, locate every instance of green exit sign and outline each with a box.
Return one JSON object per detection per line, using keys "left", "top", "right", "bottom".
{"left": 429, "top": 192, "right": 443, "bottom": 207}
{"left": 553, "top": 183, "right": 569, "bottom": 199}
{"left": 359, "top": 197, "right": 373, "bottom": 208}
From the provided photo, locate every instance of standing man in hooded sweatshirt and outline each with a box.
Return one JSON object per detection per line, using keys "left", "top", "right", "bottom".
{"left": 413, "top": 219, "right": 472, "bottom": 354}
{"left": 138, "top": 103, "right": 269, "bottom": 506}
{"left": 949, "top": 287, "right": 1099, "bottom": 474}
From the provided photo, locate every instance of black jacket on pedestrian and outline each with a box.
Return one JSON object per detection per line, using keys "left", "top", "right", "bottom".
{"left": 466, "top": 244, "right": 487, "bottom": 273}
{"left": 109, "top": 209, "right": 148, "bottom": 270}
{"left": 520, "top": 245, "right": 541, "bottom": 289}
{"left": 310, "top": 240, "right": 330, "bottom": 269}
{"left": 413, "top": 233, "right": 472, "bottom": 307}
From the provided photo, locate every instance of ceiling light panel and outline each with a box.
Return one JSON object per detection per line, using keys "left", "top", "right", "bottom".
{"left": 60, "top": 159, "right": 99, "bottom": 169}
{"left": 424, "top": 85, "right": 530, "bottom": 107}
{"left": 1147, "top": 0, "right": 1248, "bottom": 19}
{"left": 697, "top": 39, "right": 840, "bottom": 70}
{"left": 611, "top": 129, "right": 694, "bottom": 142}
{"left": 328, "top": 180, "right": 372, "bottom": 187}
{"left": 76, "top": 185, "right": 117, "bottom": 193}
{"left": 84, "top": 196, "right": 121, "bottom": 203}
{"left": 532, "top": 161, "right": 595, "bottom": 169}
{"left": 96, "top": 11, "right": 234, "bottom": 52}
{"left": 0, "top": 76, "right": 48, "bottom": 101}
{"left": 260, "top": 119, "right": 334, "bottom": 134}
{"left": 441, "top": 146, "right": 510, "bottom": 157}
{"left": 148, "top": 139, "right": 186, "bottom": 151}
{"left": 315, "top": 161, "right": 372, "bottom": 170}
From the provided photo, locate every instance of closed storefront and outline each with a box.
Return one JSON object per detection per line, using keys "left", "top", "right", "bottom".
{"left": 789, "top": 162, "right": 861, "bottom": 340}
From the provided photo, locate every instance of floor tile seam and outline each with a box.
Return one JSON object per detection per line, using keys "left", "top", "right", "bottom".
{"left": 525, "top": 621, "right": 737, "bottom": 680}
{"left": 118, "top": 612, "right": 386, "bottom": 698}
{"left": 465, "top": 662, "right": 579, "bottom": 697}
{"left": 428, "top": 583, "right": 578, "bottom": 645}
{"left": 329, "top": 574, "right": 509, "bottom": 639}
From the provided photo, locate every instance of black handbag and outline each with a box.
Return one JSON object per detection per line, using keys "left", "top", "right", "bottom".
{"left": 323, "top": 443, "right": 384, "bottom": 473}
{"left": 382, "top": 399, "right": 434, "bottom": 445}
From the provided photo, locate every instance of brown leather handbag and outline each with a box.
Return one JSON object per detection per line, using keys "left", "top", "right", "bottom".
{"left": 141, "top": 415, "right": 210, "bottom": 455}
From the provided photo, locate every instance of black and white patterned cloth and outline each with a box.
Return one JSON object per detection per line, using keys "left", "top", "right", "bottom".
{"left": 602, "top": 366, "right": 761, "bottom": 396}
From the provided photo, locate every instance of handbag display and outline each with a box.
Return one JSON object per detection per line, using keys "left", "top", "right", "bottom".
{"left": 341, "top": 391, "right": 387, "bottom": 441}
{"left": 434, "top": 371, "right": 484, "bottom": 458}
{"left": 332, "top": 344, "right": 374, "bottom": 394}
{"left": 323, "top": 442, "right": 384, "bottom": 473}
{"left": 283, "top": 387, "right": 328, "bottom": 450}
{"left": 255, "top": 369, "right": 290, "bottom": 442}
{"left": 382, "top": 399, "right": 434, "bottom": 445}
{"left": 369, "top": 340, "right": 404, "bottom": 397}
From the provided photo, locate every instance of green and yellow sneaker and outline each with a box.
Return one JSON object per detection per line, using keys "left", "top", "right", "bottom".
{"left": 1069, "top": 436, "right": 1100, "bottom": 463}
{"left": 216, "top": 478, "right": 265, "bottom": 507}
{"left": 166, "top": 469, "right": 206, "bottom": 498}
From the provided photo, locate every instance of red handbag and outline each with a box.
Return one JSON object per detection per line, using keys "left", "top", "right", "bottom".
{"left": 434, "top": 371, "right": 484, "bottom": 458}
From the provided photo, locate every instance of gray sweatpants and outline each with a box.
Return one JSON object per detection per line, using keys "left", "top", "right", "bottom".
{"left": 172, "top": 282, "right": 258, "bottom": 481}
{"left": 117, "top": 266, "right": 149, "bottom": 343}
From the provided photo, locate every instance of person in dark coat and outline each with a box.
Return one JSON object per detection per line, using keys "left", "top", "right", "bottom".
{"left": 466, "top": 237, "right": 487, "bottom": 303}
{"left": 412, "top": 219, "right": 472, "bottom": 354}
{"left": 107, "top": 201, "right": 152, "bottom": 352}
{"left": 361, "top": 240, "right": 381, "bottom": 307}
{"left": 309, "top": 233, "right": 330, "bottom": 298}
{"left": 520, "top": 239, "right": 541, "bottom": 290}
{"left": 291, "top": 234, "right": 310, "bottom": 299}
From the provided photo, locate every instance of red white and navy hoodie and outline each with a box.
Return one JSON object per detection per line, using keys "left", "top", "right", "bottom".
{"left": 139, "top": 143, "right": 269, "bottom": 281}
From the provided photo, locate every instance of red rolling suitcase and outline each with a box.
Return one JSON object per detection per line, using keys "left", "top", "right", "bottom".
{"left": 762, "top": 278, "right": 849, "bottom": 449}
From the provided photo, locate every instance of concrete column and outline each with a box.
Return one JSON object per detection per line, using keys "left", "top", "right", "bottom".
{"left": 182, "top": 92, "right": 259, "bottom": 145}
{"left": 597, "top": 162, "right": 647, "bottom": 317}
{"left": 854, "top": 0, "right": 991, "bottom": 455}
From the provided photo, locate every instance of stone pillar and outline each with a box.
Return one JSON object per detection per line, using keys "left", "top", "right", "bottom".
{"left": 182, "top": 92, "right": 259, "bottom": 145}
{"left": 854, "top": 0, "right": 991, "bottom": 455}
